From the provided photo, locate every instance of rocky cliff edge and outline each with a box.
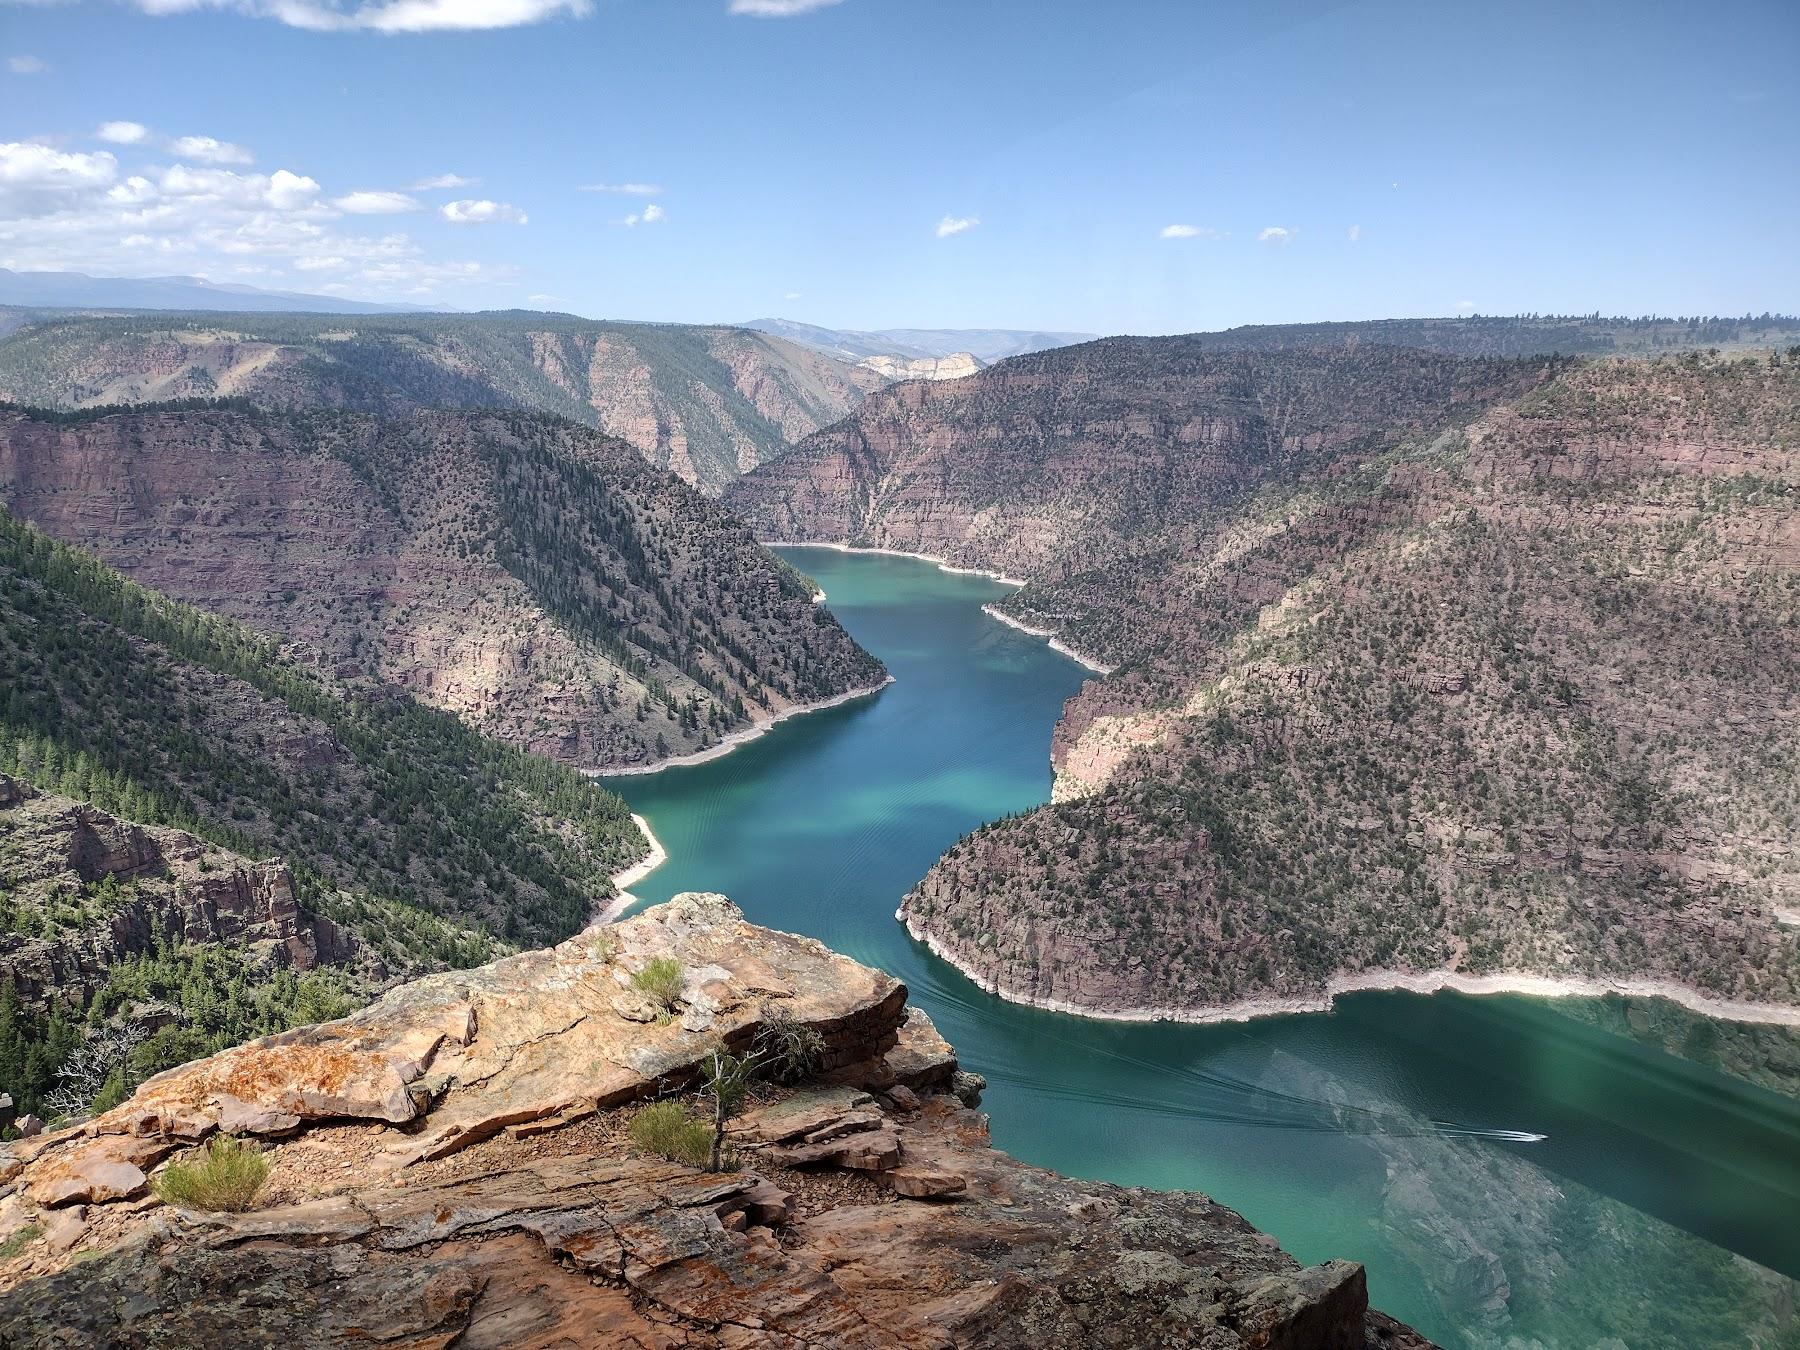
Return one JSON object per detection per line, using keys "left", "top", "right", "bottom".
{"left": 0, "top": 893, "right": 1428, "bottom": 1348}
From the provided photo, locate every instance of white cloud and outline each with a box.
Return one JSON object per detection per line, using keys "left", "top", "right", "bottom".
{"left": 171, "top": 135, "right": 254, "bottom": 166}
{"left": 97, "top": 121, "right": 151, "bottom": 145}
{"left": 935, "top": 214, "right": 979, "bottom": 238}
{"left": 1455, "top": 299, "right": 1477, "bottom": 314}
{"left": 0, "top": 143, "right": 119, "bottom": 217}
{"left": 1257, "top": 225, "right": 1294, "bottom": 244}
{"left": 1159, "top": 223, "right": 1224, "bottom": 240}
{"left": 441, "top": 197, "right": 527, "bottom": 224}
{"left": 622, "top": 201, "right": 665, "bottom": 227}
{"left": 784, "top": 291, "right": 802, "bottom": 300}
{"left": 1347, "top": 223, "right": 1362, "bottom": 242}
{"left": 409, "top": 172, "right": 476, "bottom": 190}
{"left": 0, "top": 143, "right": 117, "bottom": 194}
{"left": 581, "top": 181, "right": 661, "bottom": 196}
{"left": 0, "top": 138, "right": 510, "bottom": 302}
{"left": 7, "top": 56, "right": 46, "bottom": 75}
{"left": 729, "top": 0, "right": 843, "bottom": 13}
{"left": 46, "top": 0, "right": 590, "bottom": 31}
{"left": 333, "top": 189, "right": 419, "bottom": 214}
{"left": 265, "top": 169, "right": 322, "bottom": 209}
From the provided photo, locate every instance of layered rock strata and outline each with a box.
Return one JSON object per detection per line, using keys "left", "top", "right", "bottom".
{"left": 0, "top": 894, "right": 1428, "bottom": 1348}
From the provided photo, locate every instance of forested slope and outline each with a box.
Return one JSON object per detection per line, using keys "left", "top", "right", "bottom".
{"left": 0, "top": 404, "right": 884, "bottom": 771}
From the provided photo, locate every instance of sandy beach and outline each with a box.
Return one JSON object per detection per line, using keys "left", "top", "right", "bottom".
{"left": 592, "top": 812, "right": 668, "bottom": 925}
{"left": 980, "top": 602, "right": 1116, "bottom": 675}
{"left": 762, "top": 539, "right": 1031, "bottom": 588}
{"left": 899, "top": 911, "right": 1800, "bottom": 1028}
{"left": 592, "top": 676, "right": 894, "bottom": 778}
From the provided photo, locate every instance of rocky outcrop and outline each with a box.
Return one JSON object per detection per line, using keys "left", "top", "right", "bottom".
{"left": 0, "top": 776, "right": 365, "bottom": 1009}
{"left": 858, "top": 351, "right": 986, "bottom": 383}
{"left": 0, "top": 313, "right": 883, "bottom": 495}
{"left": 0, "top": 895, "right": 1429, "bottom": 1348}
{"left": 0, "top": 404, "right": 884, "bottom": 771}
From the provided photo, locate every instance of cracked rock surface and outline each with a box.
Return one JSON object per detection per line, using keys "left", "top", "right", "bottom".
{"left": 0, "top": 894, "right": 1430, "bottom": 1348}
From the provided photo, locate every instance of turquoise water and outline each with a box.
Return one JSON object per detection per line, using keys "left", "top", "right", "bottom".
{"left": 604, "top": 547, "right": 1800, "bottom": 1350}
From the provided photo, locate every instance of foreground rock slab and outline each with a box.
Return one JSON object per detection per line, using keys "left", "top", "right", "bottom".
{"left": 0, "top": 895, "right": 1431, "bottom": 1349}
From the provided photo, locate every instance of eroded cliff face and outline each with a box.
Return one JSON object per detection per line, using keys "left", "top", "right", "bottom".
{"left": 0, "top": 895, "right": 1427, "bottom": 1349}
{"left": 0, "top": 315, "right": 882, "bottom": 495}
{"left": 0, "top": 775, "right": 366, "bottom": 1009}
{"left": 735, "top": 338, "right": 1799, "bottom": 1020}
{"left": 901, "top": 354, "right": 1800, "bottom": 1018}
{"left": 0, "top": 405, "right": 885, "bottom": 771}
{"left": 857, "top": 352, "right": 987, "bottom": 383}
{"left": 726, "top": 340, "right": 1551, "bottom": 584}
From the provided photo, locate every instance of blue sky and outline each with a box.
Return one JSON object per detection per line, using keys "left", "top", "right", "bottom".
{"left": 1, "top": 0, "right": 1795, "bottom": 333}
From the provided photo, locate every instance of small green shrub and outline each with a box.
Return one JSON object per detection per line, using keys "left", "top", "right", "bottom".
{"left": 631, "top": 956, "right": 684, "bottom": 1012}
{"left": 152, "top": 1135, "right": 270, "bottom": 1212}
{"left": 754, "top": 1011, "right": 824, "bottom": 1085}
{"left": 627, "top": 1100, "right": 714, "bottom": 1168}
{"left": 0, "top": 1225, "right": 41, "bottom": 1261}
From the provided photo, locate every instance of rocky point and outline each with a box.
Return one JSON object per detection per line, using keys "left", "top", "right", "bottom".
{"left": 0, "top": 894, "right": 1427, "bottom": 1348}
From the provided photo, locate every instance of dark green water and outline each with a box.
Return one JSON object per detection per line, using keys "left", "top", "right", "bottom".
{"left": 604, "top": 546, "right": 1800, "bottom": 1350}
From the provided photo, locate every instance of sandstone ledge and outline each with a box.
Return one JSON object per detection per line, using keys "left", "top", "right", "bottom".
{"left": 0, "top": 895, "right": 1429, "bottom": 1348}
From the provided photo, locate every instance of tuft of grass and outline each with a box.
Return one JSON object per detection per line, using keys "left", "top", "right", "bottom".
{"left": 0, "top": 1225, "right": 42, "bottom": 1261}
{"left": 152, "top": 1135, "right": 270, "bottom": 1213}
{"left": 630, "top": 956, "right": 684, "bottom": 1013}
{"left": 627, "top": 1100, "right": 718, "bottom": 1169}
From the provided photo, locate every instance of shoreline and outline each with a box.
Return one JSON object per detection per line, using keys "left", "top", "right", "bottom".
{"left": 765, "top": 537, "right": 1119, "bottom": 675}
{"left": 589, "top": 676, "right": 895, "bottom": 778}
{"left": 898, "top": 912, "right": 1800, "bottom": 1029}
{"left": 593, "top": 813, "right": 669, "bottom": 925}
{"left": 980, "top": 602, "right": 1116, "bottom": 676}
{"left": 762, "top": 539, "right": 1031, "bottom": 589}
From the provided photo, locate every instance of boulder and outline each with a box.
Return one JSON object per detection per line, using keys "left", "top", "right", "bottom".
{"left": 27, "top": 1135, "right": 171, "bottom": 1207}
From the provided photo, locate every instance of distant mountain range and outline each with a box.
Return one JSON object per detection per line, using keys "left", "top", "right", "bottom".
{"left": 741, "top": 317, "right": 1095, "bottom": 365}
{"left": 0, "top": 309, "right": 880, "bottom": 494}
{"left": 0, "top": 267, "right": 449, "bottom": 315}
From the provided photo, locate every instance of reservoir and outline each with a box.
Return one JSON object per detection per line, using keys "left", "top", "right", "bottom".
{"left": 603, "top": 545, "right": 1800, "bottom": 1350}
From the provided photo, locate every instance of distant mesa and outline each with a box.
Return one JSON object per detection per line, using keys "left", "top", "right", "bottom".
{"left": 740, "top": 317, "right": 1096, "bottom": 365}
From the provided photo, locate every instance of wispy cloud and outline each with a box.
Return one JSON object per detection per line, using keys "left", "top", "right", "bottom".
{"left": 0, "top": 139, "right": 513, "bottom": 300}
{"left": 729, "top": 0, "right": 844, "bottom": 15}
{"left": 1159, "top": 223, "right": 1224, "bottom": 240}
{"left": 170, "top": 135, "right": 254, "bottom": 166}
{"left": 935, "top": 214, "right": 979, "bottom": 238}
{"left": 409, "top": 172, "right": 476, "bottom": 190}
{"left": 441, "top": 197, "right": 528, "bottom": 224}
{"left": 333, "top": 190, "right": 420, "bottom": 214}
{"left": 581, "top": 181, "right": 662, "bottom": 196}
{"left": 1257, "top": 225, "right": 1294, "bottom": 244}
{"left": 97, "top": 121, "right": 150, "bottom": 145}
{"left": 27, "top": 0, "right": 591, "bottom": 33}
{"left": 1347, "top": 223, "right": 1362, "bottom": 242}
{"left": 7, "top": 56, "right": 45, "bottom": 75}
{"left": 622, "top": 202, "right": 665, "bottom": 227}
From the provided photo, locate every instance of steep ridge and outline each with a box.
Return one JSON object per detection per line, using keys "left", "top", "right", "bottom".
{"left": 0, "top": 404, "right": 885, "bottom": 772}
{"left": 728, "top": 337, "right": 1555, "bottom": 586}
{"left": 731, "top": 338, "right": 1800, "bottom": 1020}
{"left": 0, "top": 775, "right": 399, "bottom": 1120}
{"left": 0, "top": 312, "right": 884, "bottom": 494}
{"left": 0, "top": 893, "right": 1428, "bottom": 1349}
{"left": 0, "top": 505, "right": 640, "bottom": 944}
